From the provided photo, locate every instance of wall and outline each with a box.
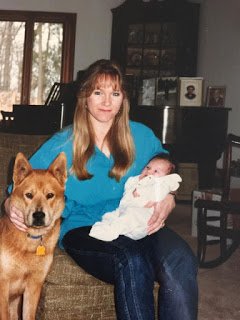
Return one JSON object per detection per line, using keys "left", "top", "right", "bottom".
{"left": 198, "top": 0, "right": 240, "bottom": 136}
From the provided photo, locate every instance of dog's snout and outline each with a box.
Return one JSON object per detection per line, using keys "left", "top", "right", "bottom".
{"left": 32, "top": 211, "right": 45, "bottom": 226}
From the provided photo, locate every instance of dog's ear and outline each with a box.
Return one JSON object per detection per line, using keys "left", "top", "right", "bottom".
{"left": 13, "top": 152, "right": 33, "bottom": 186}
{"left": 48, "top": 152, "right": 67, "bottom": 186}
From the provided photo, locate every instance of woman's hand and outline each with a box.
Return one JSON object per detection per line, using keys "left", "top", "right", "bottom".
{"left": 4, "top": 197, "right": 28, "bottom": 232}
{"left": 146, "top": 193, "right": 176, "bottom": 235}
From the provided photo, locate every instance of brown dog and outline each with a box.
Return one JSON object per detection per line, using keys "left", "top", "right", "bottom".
{"left": 0, "top": 152, "right": 67, "bottom": 320}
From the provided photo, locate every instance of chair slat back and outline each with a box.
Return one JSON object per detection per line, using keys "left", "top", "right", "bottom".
{"left": 222, "top": 134, "right": 240, "bottom": 200}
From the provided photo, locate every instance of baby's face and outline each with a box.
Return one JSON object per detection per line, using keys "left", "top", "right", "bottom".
{"left": 140, "top": 159, "right": 171, "bottom": 178}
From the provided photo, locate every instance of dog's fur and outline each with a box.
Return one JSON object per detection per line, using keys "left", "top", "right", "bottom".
{"left": 0, "top": 152, "right": 67, "bottom": 320}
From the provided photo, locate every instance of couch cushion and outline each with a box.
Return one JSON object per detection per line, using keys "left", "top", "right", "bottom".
{"left": 47, "top": 247, "right": 107, "bottom": 286}
{"left": 37, "top": 247, "right": 116, "bottom": 320}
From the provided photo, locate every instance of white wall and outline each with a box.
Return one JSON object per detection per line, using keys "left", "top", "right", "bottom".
{"left": 1, "top": 0, "right": 240, "bottom": 136}
{"left": 198, "top": 0, "right": 240, "bottom": 136}
{"left": 0, "top": 0, "right": 124, "bottom": 78}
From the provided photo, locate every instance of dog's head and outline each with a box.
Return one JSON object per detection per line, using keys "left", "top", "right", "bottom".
{"left": 11, "top": 152, "right": 67, "bottom": 233}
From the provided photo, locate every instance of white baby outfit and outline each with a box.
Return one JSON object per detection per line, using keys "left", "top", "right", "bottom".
{"left": 89, "top": 173, "right": 182, "bottom": 241}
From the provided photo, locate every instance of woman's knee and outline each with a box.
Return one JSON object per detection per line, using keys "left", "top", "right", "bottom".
{"left": 162, "top": 241, "right": 198, "bottom": 282}
{"left": 177, "top": 242, "right": 198, "bottom": 274}
{"left": 148, "top": 228, "right": 198, "bottom": 280}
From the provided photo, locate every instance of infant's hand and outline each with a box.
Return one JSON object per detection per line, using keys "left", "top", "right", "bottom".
{"left": 133, "top": 189, "right": 140, "bottom": 197}
{"left": 147, "top": 194, "right": 175, "bottom": 235}
{"left": 4, "top": 198, "right": 28, "bottom": 232}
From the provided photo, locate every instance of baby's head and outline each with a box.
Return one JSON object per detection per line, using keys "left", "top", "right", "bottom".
{"left": 141, "top": 154, "right": 175, "bottom": 178}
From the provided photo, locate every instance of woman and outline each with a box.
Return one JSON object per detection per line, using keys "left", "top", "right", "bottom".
{"left": 5, "top": 59, "right": 198, "bottom": 319}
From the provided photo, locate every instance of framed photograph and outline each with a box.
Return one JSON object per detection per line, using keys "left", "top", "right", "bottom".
{"left": 144, "top": 23, "right": 161, "bottom": 45}
{"left": 143, "top": 49, "right": 159, "bottom": 66}
{"left": 127, "top": 48, "right": 142, "bottom": 66}
{"left": 138, "top": 78, "right": 156, "bottom": 106}
{"left": 160, "top": 48, "right": 176, "bottom": 69}
{"left": 161, "top": 22, "right": 177, "bottom": 46}
{"left": 179, "top": 77, "right": 203, "bottom": 107}
{"left": 156, "top": 77, "right": 178, "bottom": 106}
{"left": 128, "top": 24, "right": 144, "bottom": 45}
{"left": 206, "top": 86, "right": 226, "bottom": 107}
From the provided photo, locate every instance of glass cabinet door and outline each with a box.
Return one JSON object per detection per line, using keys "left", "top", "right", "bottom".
{"left": 111, "top": 0, "right": 199, "bottom": 78}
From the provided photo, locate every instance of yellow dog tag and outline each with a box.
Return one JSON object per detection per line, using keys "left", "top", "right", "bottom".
{"left": 36, "top": 245, "right": 46, "bottom": 256}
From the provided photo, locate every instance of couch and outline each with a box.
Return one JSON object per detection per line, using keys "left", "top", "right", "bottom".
{"left": 0, "top": 132, "right": 159, "bottom": 319}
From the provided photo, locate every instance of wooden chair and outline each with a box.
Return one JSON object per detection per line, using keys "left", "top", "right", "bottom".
{"left": 195, "top": 134, "right": 240, "bottom": 268}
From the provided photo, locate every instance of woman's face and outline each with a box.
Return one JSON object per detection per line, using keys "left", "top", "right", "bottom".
{"left": 86, "top": 78, "right": 123, "bottom": 126}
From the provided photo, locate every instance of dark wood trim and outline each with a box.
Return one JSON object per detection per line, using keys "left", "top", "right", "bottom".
{"left": 21, "top": 20, "right": 34, "bottom": 104}
{"left": 61, "top": 13, "right": 77, "bottom": 82}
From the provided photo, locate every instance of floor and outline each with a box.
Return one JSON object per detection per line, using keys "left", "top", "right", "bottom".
{"left": 168, "top": 203, "right": 240, "bottom": 320}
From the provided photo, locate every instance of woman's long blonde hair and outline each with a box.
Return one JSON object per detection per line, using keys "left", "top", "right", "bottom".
{"left": 71, "top": 59, "right": 135, "bottom": 181}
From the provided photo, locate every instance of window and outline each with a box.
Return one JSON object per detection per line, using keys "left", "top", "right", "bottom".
{"left": 0, "top": 10, "right": 76, "bottom": 116}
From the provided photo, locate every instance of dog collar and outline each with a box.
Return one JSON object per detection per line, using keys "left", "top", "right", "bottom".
{"left": 27, "top": 233, "right": 42, "bottom": 240}
{"left": 27, "top": 234, "right": 46, "bottom": 256}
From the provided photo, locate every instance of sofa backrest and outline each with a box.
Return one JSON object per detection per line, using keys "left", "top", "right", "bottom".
{"left": 0, "top": 132, "right": 49, "bottom": 208}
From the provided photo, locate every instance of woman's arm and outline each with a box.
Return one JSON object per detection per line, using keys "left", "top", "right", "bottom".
{"left": 146, "top": 193, "right": 175, "bottom": 235}
{"left": 4, "top": 197, "right": 28, "bottom": 232}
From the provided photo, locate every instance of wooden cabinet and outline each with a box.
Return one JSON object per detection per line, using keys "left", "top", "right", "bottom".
{"left": 111, "top": 0, "right": 200, "bottom": 79}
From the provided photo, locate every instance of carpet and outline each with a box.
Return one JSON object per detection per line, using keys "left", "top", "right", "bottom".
{"left": 168, "top": 203, "right": 240, "bottom": 320}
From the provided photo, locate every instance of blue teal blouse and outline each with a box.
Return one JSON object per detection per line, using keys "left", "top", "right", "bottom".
{"left": 13, "top": 121, "right": 166, "bottom": 246}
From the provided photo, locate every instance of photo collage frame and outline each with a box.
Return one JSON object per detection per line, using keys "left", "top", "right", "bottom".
{"left": 137, "top": 76, "right": 227, "bottom": 107}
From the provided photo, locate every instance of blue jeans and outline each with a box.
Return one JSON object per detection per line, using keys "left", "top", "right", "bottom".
{"left": 63, "top": 226, "right": 198, "bottom": 320}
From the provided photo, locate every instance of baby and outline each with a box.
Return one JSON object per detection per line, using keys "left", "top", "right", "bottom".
{"left": 89, "top": 154, "right": 182, "bottom": 241}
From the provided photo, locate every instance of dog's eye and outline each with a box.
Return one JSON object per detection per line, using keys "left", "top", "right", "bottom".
{"left": 46, "top": 193, "right": 54, "bottom": 200}
{"left": 25, "top": 193, "right": 33, "bottom": 199}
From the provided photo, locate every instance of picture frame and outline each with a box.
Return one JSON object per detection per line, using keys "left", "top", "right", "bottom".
{"left": 143, "top": 49, "right": 159, "bottom": 66}
{"left": 138, "top": 78, "right": 156, "bottom": 106}
{"left": 160, "top": 49, "right": 176, "bottom": 69}
{"left": 156, "top": 76, "right": 178, "bottom": 106}
{"left": 178, "top": 77, "right": 203, "bottom": 107}
{"left": 128, "top": 24, "right": 144, "bottom": 45}
{"left": 127, "top": 48, "right": 142, "bottom": 66}
{"left": 206, "top": 86, "right": 226, "bottom": 107}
